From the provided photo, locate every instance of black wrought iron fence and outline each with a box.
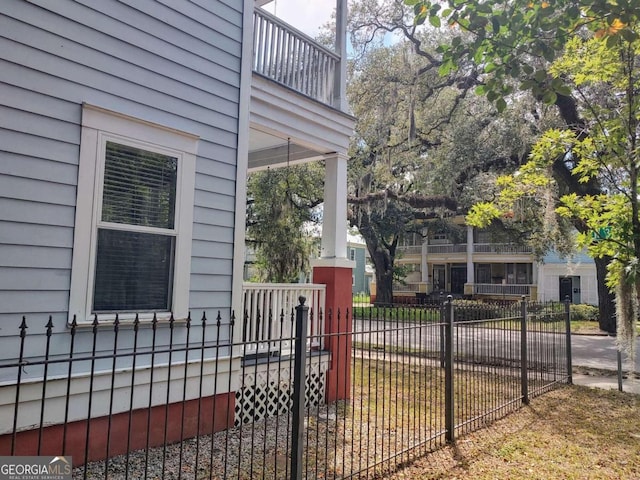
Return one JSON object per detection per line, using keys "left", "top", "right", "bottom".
{"left": 0, "top": 297, "right": 571, "bottom": 479}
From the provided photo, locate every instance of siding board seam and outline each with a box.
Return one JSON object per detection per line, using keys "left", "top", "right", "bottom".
{"left": 0, "top": 16, "right": 240, "bottom": 108}
{"left": 0, "top": 171, "right": 78, "bottom": 189}
{"left": 8, "top": 1, "right": 242, "bottom": 75}
{"left": 0, "top": 39, "right": 240, "bottom": 133}
{"left": 0, "top": 61, "right": 239, "bottom": 151}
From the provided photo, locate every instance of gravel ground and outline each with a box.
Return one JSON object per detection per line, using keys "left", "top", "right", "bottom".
{"left": 72, "top": 400, "right": 441, "bottom": 480}
{"left": 73, "top": 414, "right": 294, "bottom": 480}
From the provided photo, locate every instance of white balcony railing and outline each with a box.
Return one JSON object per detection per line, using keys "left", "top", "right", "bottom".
{"left": 253, "top": 8, "right": 339, "bottom": 105}
{"left": 473, "top": 243, "right": 533, "bottom": 254}
{"left": 425, "top": 243, "right": 532, "bottom": 255}
{"left": 398, "top": 245, "right": 422, "bottom": 255}
{"left": 242, "top": 283, "right": 326, "bottom": 356}
{"left": 426, "top": 244, "right": 468, "bottom": 254}
{"left": 473, "top": 283, "right": 534, "bottom": 296}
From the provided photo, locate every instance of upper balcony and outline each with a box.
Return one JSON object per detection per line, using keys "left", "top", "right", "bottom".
{"left": 253, "top": 8, "right": 338, "bottom": 106}
{"left": 249, "top": 2, "right": 354, "bottom": 173}
{"left": 398, "top": 242, "right": 533, "bottom": 257}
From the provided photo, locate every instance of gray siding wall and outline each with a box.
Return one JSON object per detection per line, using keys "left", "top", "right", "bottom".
{"left": 0, "top": 0, "right": 243, "bottom": 363}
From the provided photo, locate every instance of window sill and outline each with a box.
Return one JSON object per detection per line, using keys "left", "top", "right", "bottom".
{"left": 71, "top": 311, "right": 189, "bottom": 326}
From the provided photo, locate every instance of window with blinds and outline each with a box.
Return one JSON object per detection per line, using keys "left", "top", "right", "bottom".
{"left": 69, "top": 104, "right": 197, "bottom": 323}
{"left": 92, "top": 142, "right": 178, "bottom": 313}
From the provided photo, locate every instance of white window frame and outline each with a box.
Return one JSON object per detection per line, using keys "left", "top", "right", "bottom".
{"left": 69, "top": 104, "right": 198, "bottom": 323}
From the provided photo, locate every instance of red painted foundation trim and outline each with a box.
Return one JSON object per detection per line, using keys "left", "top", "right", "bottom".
{"left": 0, "top": 392, "right": 235, "bottom": 467}
{"left": 313, "top": 265, "right": 353, "bottom": 403}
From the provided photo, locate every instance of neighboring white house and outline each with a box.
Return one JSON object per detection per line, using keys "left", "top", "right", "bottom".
{"left": 0, "top": 0, "right": 355, "bottom": 461}
{"left": 394, "top": 221, "right": 599, "bottom": 305}
{"left": 537, "top": 251, "right": 598, "bottom": 304}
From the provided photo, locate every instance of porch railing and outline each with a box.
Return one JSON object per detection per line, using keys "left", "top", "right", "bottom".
{"left": 474, "top": 283, "right": 534, "bottom": 296}
{"left": 242, "top": 282, "right": 326, "bottom": 355}
{"left": 398, "top": 245, "right": 422, "bottom": 255}
{"left": 253, "top": 8, "right": 339, "bottom": 105}
{"left": 426, "top": 244, "right": 468, "bottom": 254}
{"left": 393, "top": 282, "right": 425, "bottom": 292}
{"left": 474, "top": 243, "right": 533, "bottom": 254}
{"left": 426, "top": 243, "right": 533, "bottom": 255}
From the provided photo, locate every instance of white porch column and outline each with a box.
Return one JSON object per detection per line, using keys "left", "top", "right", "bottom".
{"left": 321, "top": 153, "right": 349, "bottom": 259}
{"left": 466, "top": 225, "right": 474, "bottom": 284}
{"left": 333, "top": 0, "right": 348, "bottom": 111}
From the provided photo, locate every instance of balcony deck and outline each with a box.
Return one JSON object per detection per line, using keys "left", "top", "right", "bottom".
{"left": 248, "top": 8, "right": 354, "bottom": 172}
{"left": 253, "top": 8, "right": 338, "bottom": 106}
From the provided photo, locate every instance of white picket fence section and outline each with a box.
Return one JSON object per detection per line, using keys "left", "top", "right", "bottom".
{"left": 241, "top": 283, "right": 326, "bottom": 356}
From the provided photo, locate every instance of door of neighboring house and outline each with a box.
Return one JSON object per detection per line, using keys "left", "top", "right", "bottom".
{"left": 560, "top": 276, "right": 581, "bottom": 304}
{"left": 451, "top": 265, "right": 467, "bottom": 295}
{"left": 559, "top": 276, "right": 573, "bottom": 302}
{"left": 572, "top": 276, "right": 581, "bottom": 304}
{"left": 433, "top": 265, "right": 446, "bottom": 292}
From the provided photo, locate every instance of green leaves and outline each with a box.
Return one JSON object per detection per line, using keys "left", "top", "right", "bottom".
{"left": 467, "top": 202, "right": 503, "bottom": 227}
{"left": 404, "top": 0, "right": 640, "bottom": 118}
{"left": 246, "top": 163, "right": 324, "bottom": 283}
{"left": 541, "top": 90, "right": 557, "bottom": 105}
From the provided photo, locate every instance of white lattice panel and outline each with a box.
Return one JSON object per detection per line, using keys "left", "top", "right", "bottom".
{"left": 235, "top": 356, "right": 329, "bottom": 426}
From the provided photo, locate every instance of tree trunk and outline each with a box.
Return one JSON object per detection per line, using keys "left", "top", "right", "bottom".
{"left": 371, "top": 250, "right": 394, "bottom": 306}
{"left": 595, "top": 256, "right": 616, "bottom": 333}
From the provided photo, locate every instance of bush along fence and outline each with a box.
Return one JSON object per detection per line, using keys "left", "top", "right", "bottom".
{"left": 0, "top": 297, "right": 572, "bottom": 479}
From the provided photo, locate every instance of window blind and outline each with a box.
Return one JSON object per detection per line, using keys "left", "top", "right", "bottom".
{"left": 102, "top": 142, "right": 177, "bottom": 229}
{"left": 93, "top": 229, "right": 174, "bottom": 312}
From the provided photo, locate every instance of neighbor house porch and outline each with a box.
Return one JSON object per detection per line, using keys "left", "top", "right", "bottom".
{"left": 392, "top": 224, "right": 539, "bottom": 302}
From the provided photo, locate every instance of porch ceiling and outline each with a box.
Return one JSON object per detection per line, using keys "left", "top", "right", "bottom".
{"left": 249, "top": 73, "right": 355, "bottom": 172}
{"left": 248, "top": 129, "right": 325, "bottom": 171}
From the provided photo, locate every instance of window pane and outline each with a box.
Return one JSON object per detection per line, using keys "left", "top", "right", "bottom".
{"left": 93, "top": 229, "right": 174, "bottom": 312}
{"left": 102, "top": 142, "right": 177, "bottom": 229}
{"left": 476, "top": 264, "right": 491, "bottom": 284}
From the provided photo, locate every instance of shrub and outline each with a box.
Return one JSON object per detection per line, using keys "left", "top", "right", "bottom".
{"left": 570, "top": 304, "right": 599, "bottom": 322}
{"left": 451, "top": 299, "right": 511, "bottom": 321}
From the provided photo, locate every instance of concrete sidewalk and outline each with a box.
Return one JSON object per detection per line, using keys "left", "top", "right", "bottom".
{"left": 570, "top": 333, "right": 640, "bottom": 394}
{"left": 573, "top": 371, "right": 640, "bottom": 395}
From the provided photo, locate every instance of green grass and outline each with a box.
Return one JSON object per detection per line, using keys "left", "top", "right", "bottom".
{"left": 352, "top": 305, "right": 634, "bottom": 336}
{"left": 570, "top": 320, "right": 640, "bottom": 335}
{"left": 352, "top": 305, "right": 442, "bottom": 322}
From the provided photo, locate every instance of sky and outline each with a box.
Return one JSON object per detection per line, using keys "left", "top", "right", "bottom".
{"left": 261, "top": 0, "right": 335, "bottom": 37}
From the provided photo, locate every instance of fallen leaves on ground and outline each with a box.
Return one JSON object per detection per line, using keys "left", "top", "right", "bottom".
{"left": 386, "top": 385, "right": 640, "bottom": 479}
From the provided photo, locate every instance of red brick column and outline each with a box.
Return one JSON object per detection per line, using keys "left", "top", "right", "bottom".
{"left": 313, "top": 264, "right": 353, "bottom": 402}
